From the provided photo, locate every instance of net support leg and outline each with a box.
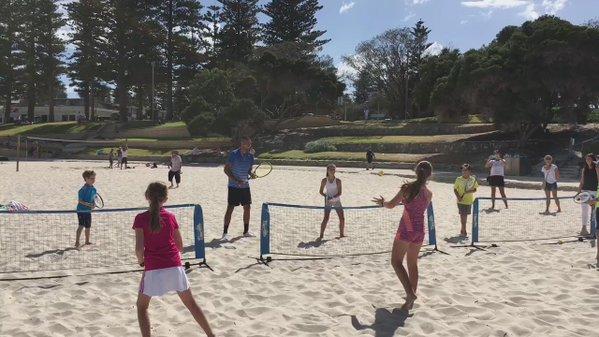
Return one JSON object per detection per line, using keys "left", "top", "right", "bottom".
{"left": 256, "top": 255, "right": 272, "bottom": 267}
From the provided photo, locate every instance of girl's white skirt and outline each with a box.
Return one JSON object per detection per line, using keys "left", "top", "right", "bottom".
{"left": 140, "top": 266, "right": 190, "bottom": 297}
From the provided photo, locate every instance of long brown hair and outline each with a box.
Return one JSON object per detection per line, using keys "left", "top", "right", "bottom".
{"left": 401, "top": 161, "right": 432, "bottom": 203}
{"left": 326, "top": 163, "right": 336, "bottom": 180}
{"left": 584, "top": 153, "right": 597, "bottom": 173}
{"left": 145, "top": 182, "right": 168, "bottom": 233}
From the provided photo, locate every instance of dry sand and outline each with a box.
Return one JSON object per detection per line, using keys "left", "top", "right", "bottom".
{"left": 0, "top": 160, "right": 598, "bottom": 337}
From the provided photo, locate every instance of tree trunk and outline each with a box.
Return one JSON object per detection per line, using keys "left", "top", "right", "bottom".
{"left": 117, "top": 82, "right": 128, "bottom": 122}
{"left": 4, "top": 84, "right": 11, "bottom": 124}
{"left": 136, "top": 86, "right": 144, "bottom": 120}
{"left": 83, "top": 84, "right": 90, "bottom": 119}
{"left": 166, "top": 0, "right": 173, "bottom": 121}
{"left": 48, "top": 78, "right": 55, "bottom": 122}
{"left": 27, "top": 81, "right": 35, "bottom": 122}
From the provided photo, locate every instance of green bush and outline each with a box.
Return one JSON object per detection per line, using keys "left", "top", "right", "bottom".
{"left": 187, "top": 112, "right": 216, "bottom": 136}
{"left": 182, "top": 98, "right": 211, "bottom": 123}
{"left": 305, "top": 140, "right": 337, "bottom": 153}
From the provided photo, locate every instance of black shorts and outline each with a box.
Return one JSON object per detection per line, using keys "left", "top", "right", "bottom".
{"left": 121, "top": 157, "right": 128, "bottom": 166}
{"left": 487, "top": 175, "right": 505, "bottom": 187}
{"left": 77, "top": 212, "right": 92, "bottom": 228}
{"left": 544, "top": 182, "right": 558, "bottom": 191}
{"left": 458, "top": 204, "right": 472, "bottom": 215}
{"left": 228, "top": 187, "right": 251, "bottom": 206}
{"left": 168, "top": 170, "right": 181, "bottom": 184}
{"left": 367, "top": 157, "right": 373, "bottom": 163}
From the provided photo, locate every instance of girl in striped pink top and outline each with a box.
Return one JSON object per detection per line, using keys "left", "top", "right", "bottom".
{"left": 373, "top": 161, "right": 433, "bottom": 311}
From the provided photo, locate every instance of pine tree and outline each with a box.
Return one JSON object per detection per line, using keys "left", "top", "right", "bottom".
{"left": 204, "top": 5, "right": 222, "bottom": 67}
{"left": 159, "top": 0, "right": 205, "bottom": 120}
{"left": 104, "top": 0, "right": 139, "bottom": 121}
{"left": 0, "top": 0, "right": 22, "bottom": 123}
{"left": 262, "top": 0, "right": 329, "bottom": 58}
{"left": 37, "top": 0, "right": 65, "bottom": 122}
{"left": 66, "top": 0, "right": 108, "bottom": 119}
{"left": 216, "top": 0, "right": 260, "bottom": 66}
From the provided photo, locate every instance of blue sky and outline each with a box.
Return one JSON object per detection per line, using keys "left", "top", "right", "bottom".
{"left": 61, "top": 0, "right": 597, "bottom": 98}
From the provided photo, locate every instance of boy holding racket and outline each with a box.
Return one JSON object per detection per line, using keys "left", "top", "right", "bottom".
{"left": 454, "top": 164, "right": 478, "bottom": 237}
{"left": 75, "top": 170, "right": 97, "bottom": 247}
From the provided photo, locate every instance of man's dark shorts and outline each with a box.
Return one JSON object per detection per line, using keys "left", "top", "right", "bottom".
{"left": 228, "top": 187, "right": 252, "bottom": 206}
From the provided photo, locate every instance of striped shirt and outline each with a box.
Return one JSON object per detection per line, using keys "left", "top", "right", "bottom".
{"left": 227, "top": 148, "right": 254, "bottom": 188}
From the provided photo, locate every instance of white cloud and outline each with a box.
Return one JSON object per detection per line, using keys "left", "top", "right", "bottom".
{"left": 461, "top": 0, "right": 528, "bottom": 9}
{"left": 519, "top": 3, "right": 539, "bottom": 18}
{"left": 461, "top": 0, "right": 568, "bottom": 20}
{"left": 404, "top": 13, "right": 416, "bottom": 21}
{"left": 542, "top": 0, "right": 567, "bottom": 14}
{"left": 411, "top": 0, "right": 431, "bottom": 4}
{"left": 336, "top": 60, "right": 357, "bottom": 79}
{"left": 339, "top": 2, "right": 355, "bottom": 14}
{"left": 424, "top": 42, "right": 444, "bottom": 56}
{"left": 460, "top": 19, "right": 469, "bottom": 24}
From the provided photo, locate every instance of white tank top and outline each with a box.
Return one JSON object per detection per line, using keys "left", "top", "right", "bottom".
{"left": 325, "top": 178, "right": 338, "bottom": 198}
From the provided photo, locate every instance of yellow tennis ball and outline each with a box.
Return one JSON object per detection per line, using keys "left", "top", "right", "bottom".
{"left": 558, "top": 240, "right": 563, "bottom": 244}
{"left": 378, "top": 171, "right": 384, "bottom": 176}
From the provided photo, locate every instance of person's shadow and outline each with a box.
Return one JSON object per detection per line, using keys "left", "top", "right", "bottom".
{"left": 351, "top": 307, "right": 411, "bottom": 337}
{"left": 297, "top": 238, "right": 329, "bottom": 249}
{"left": 444, "top": 235, "right": 468, "bottom": 244}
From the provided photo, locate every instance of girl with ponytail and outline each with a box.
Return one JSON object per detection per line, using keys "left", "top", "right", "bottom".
{"left": 133, "top": 182, "right": 214, "bottom": 337}
{"left": 372, "top": 161, "right": 433, "bottom": 312}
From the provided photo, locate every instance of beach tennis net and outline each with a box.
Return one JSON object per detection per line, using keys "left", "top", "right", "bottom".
{"left": 0, "top": 204, "right": 206, "bottom": 275}
{"left": 260, "top": 203, "right": 437, "bottom": 258}
{"left": 472, "top": 196, "right": 594, "bottom": 243}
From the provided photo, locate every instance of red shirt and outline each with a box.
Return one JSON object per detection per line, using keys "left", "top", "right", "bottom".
{"left": 132, "top": 208, "right": 182, "bottom": 271}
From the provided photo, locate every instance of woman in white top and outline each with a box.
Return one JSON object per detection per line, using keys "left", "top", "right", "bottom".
{"left": 318, "top": 164, "right": 345, "bottom": 240}
{"left": 485, "top": 150, "right": 508, "bottom": 210}
{"left": 541, "top": 155, "right": 561, "bottom": 214}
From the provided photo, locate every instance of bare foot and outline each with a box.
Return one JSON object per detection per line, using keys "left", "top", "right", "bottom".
{"left": 74, "top": 242, "right": 80, "bottom": 248}
{"left": 580, "top": 227, "right": 590, "bottom": 237}
{"left": 316, "top": 236, "right": 323, "bottom": 242}
{"left": 557, "top": 209, "right": 562, "bottom": 213}
{"left": 460, "top": 231, "right": 467, "bottom": 237}
{"left": 84, "top": 242, "right": 93, "bottom": 245}
{"left": 401, "top": 293, "right": 417, "bottom": 311}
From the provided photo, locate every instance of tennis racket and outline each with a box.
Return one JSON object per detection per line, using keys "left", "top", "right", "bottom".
{"left": 573, "top": 191, "right": 596, "bottom": 204}
{"left": 93, "top": 194, "right": 104, "bottom": 209}
{"left": 250, "top": 162, "right": 273, "bottom": 179}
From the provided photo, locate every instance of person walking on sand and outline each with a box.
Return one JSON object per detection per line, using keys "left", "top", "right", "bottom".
{"left": 372, "top": 161, "right": 433, "bottom": 311}
{"left": 168, "top": 151, "right": 183, "bottom": 189}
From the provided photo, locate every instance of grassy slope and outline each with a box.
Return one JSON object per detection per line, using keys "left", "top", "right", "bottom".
{"left": 319, "top": 134, "right": 483, "bottom": 145}
{"left": 259, "top": 150, "right": 435, "bottom": 162}
{"left": 0, "top": 122, "right": 102, "bottom": 137}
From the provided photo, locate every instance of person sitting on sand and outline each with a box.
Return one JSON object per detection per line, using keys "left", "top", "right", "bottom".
{"left": 454, "top": 164, "right": 478, "bottom": 237}
{"left": 318, "top": 164, "right": 345, "bottom": 240}
{"left": 372, "top": 161, "right": 433, "bottom": 311}
{"left": 133, "top": 182, "right": 215, "bottom": 337}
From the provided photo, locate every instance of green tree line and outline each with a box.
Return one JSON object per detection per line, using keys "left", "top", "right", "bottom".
{"left": 347, "top": 16, "right": 599, "bottom": 143}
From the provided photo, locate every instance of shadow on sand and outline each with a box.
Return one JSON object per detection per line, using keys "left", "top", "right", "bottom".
{"left": 351, "top": 307, "right": 412, "bottom": 337}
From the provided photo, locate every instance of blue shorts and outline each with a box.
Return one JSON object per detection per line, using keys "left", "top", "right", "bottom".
{"left": 77, "top": 212, "right": 92, "bottom": 228}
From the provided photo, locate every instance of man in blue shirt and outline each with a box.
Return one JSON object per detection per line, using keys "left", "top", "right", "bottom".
{"left": 75, "top": 170, "right": 97, "bottom": 247}
{"left": 222, "top": 136, "right": 255, "bottom": 242}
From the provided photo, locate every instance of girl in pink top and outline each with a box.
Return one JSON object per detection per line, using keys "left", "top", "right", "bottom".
{"left": 372, "top": 161, "right": 433, "bottom": 312}
{"left": 134, "top": 182, "right": 214, "bottom": 337}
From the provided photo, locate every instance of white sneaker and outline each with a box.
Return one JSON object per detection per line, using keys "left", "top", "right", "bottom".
{"left": 221, "top": 233, "right": 231, "bottom": 242}
{"left": 243, "top": 231, "right": 255, "bottom": 238}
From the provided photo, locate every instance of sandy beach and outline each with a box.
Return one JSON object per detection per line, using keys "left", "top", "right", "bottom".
{"left": 0, "top": 160, "right": 598, "bottom": 337}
